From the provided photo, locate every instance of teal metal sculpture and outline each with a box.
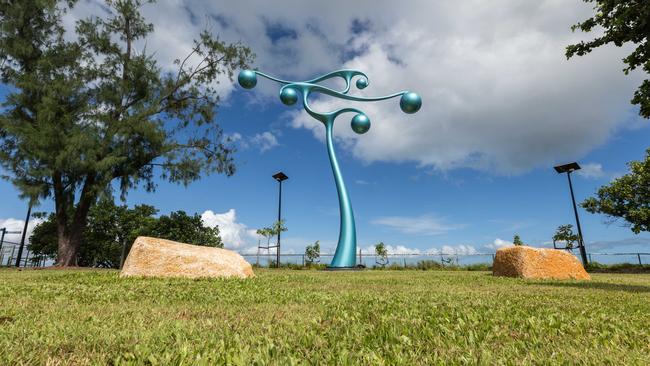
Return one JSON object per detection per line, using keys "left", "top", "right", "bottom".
{"left": 238, "top": 69, "right": 421, "bottom": 269}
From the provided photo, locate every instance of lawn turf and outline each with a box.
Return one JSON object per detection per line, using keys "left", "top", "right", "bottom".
{"left": 1, "top": 269, "right": 649, "bottom": 365}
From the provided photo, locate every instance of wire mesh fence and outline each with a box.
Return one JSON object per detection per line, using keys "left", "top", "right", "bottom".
{"left": 240, "top": 253, "right": 498, "bottom": 268}
{"left": 1, "top": 243, "right": 648, "bottom": 268}
{"left": 0, "top": 243, "right": 49, "bottom": 267}
{"left": 242, "top": 251, "right": 650, "bottom": 268}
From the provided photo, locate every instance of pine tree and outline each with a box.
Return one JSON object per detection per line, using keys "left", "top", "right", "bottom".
{"left": 0, "top": 0, "right": 253, "bottom": 265}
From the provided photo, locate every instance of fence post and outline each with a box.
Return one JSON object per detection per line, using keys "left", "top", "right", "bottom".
{"left": 403, "top": 256, "right": 406, "bottom": 267}
{"left": 588, "top": 254, "right": 592, "bottom": 264}
{"left": 9, "top": 246, "right": 16, "bottom": 265}
{"left": 638, "top": 253, "right": 642, "bottom": 266}
{"left": 302, "top": 255, "right": 305, "bottom": 267}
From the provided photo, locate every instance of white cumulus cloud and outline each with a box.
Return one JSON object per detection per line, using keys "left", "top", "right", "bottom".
{"left": 201, "top": 209, "right": 260, "bottom": 249}
{"left": 226, "top": 131, "right": 279, "bottom": 153}
{"left": 250, "top": 132, "right": 279, "bottom": 152}
{"left": 576, "top": 163, "right": 605, "bottom": 179}
{"left": 0, "top": 217, "right": 44, "bottom": 249}
{"left": 483, "top": 238, "right": 514, "bottom": 251}
{"left": 65, "top": 1, "right": 646, "bottom": 174}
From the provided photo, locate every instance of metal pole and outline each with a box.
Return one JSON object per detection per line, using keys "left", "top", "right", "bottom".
{"left": 10, "top": 246, "right": 16, "bottom": 265}
{"left": 0, "top": 228, "right": 5, "bottom": 260}
{"left": 566, "top": 172, "right": 588, "bottom": 266}
{"left": 638, "top": 253, "right": 642, "bottom": 266}
{"left": 15, "top": 201, "right": 32, "bottom": 268}
{"left": 276, "top": 179, "right": 282, "bottom": 268}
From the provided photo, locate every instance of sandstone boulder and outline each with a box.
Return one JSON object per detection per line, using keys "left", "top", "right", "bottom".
{"left": 121, "top": 236, "right": 254, "bottom": 279}
{"left": 493, "top": 246, "right": 590, "bottom": 280}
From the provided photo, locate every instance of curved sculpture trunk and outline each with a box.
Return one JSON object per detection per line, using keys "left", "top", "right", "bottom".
{"left": 325, "top": 119, "right": 357, "bottom": 268}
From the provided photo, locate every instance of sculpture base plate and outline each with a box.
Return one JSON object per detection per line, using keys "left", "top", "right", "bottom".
{"left": 324, "top": 265, "right": 366, "bottom": 271}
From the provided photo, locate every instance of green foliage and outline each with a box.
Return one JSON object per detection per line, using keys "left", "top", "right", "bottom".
{"left": 1, "top": 269, "right": 650, "bottom": 364}
{"left": 29, "top": 198, "right": 221, "bottom": 267}
{"left": 375, "top": 242, "right": 389, "bottom": 267}
{"left": 255, "top": 227, "right": 273, "bottom": 247}
{"left": 149, "top": 211, "right": 222, "bottom": 248}
{"left": 582, "top": 148, "right": 650, "bottom": 234}
{"left": 566, "top": 0, "right": 650, "bottom": 118}
{"left": 272, "top": 219, "right": 288, "bottom": 236}
{"left": 28, "top": 213, "right": 58, "bottom": 260}
{"left": 256, "top": 220, "right": 287, "bottom": 247}
{"left": 464, "top": 263, "right": 493, "bottom": 271}
{"left": 304, "top": 240, "right": 320, "bottom": 264}
{"left": 586, "top": 261, "right": 650, "bottom": 273}
{"left": 513, "top": 234, "right": 523, "bottom": 246}
{"left": 0, "top": 0, "right": 253, "bottom": 265}
{"left": 416, "top": 260, "right": 445, "bottom": 270}
{"left": 553, "top": 224, "right": 580, "bottom": 249}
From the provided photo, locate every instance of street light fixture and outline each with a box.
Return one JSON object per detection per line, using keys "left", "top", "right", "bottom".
{"left": 554, "top": 162, "right": 589, "bottom": 266}
{"left": 272, "top": 172, "right": 288, "bottom": 268}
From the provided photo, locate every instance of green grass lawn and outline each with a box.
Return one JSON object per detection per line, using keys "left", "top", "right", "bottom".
{"left": 1, "top": 269, "right": 649, "bottom": 365}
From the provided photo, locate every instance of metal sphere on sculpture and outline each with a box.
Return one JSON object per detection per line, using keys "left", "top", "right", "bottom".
{"left": 356, "top": 77, "right": 368, "bottom": 90}
{"left": 280, "top": 87, "right": 298, "bottom": 105}
{"left": 400, "top": 92, "right": 422, "bottom": 114}
{"left": 351, "top": 113, "right": 370, "bottom": 134}
{"left": 238, "top": 69, "right": 257, "bottom": 89}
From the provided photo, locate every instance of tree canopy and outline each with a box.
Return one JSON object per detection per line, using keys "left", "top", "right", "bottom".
{"left": 30, "top": 198, "right": 222, "bottom": 268}
{"left": 566, "top": 0, "right": 650, "bottom": 118}
{"left": 582, "top": 148, "right": 650, "bottom": 234}
{"left": 552, "top": 224, "right": 580, "bottom": 249}
{"left": 256, "top": 220, "right": 287, "bottom": 247}
{"left": 375, "top": 242, "right": 388, "bottom": 267}
{"left": 305, "top": 240, "right": 320, "bottom": 264}
{"left": 0, "top": 0, "right": 253, "bottom": 266}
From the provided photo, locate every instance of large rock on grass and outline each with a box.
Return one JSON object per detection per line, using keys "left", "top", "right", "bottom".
{"left": 493, "top": 246, "right": 590, "bottom": 280}
{"left": 121, "top": 236, "right": 254, "bottom": 279}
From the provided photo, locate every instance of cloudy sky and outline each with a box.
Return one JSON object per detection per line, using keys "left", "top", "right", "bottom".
{"left": 1, "top": 0, "right": 649, "bottom": 261}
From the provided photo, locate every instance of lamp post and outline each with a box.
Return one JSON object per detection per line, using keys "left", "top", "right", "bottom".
{"left": 554, "top": 162, "right": 588, "bottom": 266}
{"left": 15, "top": 199, "right": 33, "bottom": 268}
{"left": 239, "top": 69, "right": 421, "bottom": 269}
{"left": 272, "top": 172, "right": 288, "bottom": 268}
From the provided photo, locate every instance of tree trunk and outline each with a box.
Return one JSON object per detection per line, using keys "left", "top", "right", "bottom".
{"left": 55, "top": 197, "right": 85, "bottom": 267}
{"left": 56, "top": 230, "right": 77, "bottom": 266}
{"left": 53, "top": 172, "right": 96, "bottom": 267}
